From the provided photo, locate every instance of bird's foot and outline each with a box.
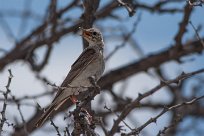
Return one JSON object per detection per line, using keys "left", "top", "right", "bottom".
{"left": 70, "top": 95, "right": 78, "bottom": 104}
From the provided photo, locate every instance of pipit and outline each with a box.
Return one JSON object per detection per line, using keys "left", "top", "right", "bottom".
{"left": 36, "top": 28, "right": 105, "bottom": 127}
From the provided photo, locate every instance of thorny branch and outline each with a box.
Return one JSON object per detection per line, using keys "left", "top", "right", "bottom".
{"left": 174, "top": 4, "right": 193, "bottom": 47}
{"left": 107, "top": 68, "right": 204, "bottom": 136}
{"left": 117, "top": 0, "right": 136, "bottom": 17}
{"left": 122, "top": 95, "right": 204, "bottom": 136}
{"left": 17, "top": 103, "right": 28, "bottom": 135}
{"left": 49, "top": 118, "right": 61, "bottom": 136}
{"left": 64, "top": 126, "right": 71, "bottom": 136}
{"left": 156, "top": 115, "right": 182, "bottom": 136}
{"left": 104, "top": 105, "right": 132, "bottom": 131}
{"left": 0, "top": 69, "right": 13, "bottom": 135}
{"left": 189, "top": 21, "right": 204, "bottom": 47}
{"left": 1, "top": 72, "right": 30, "bottom": 135}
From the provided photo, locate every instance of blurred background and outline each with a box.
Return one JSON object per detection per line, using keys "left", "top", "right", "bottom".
{"left": 0, "top": 0, "right": 204, "bottom": 136}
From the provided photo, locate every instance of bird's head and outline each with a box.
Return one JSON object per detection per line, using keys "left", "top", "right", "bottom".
{"left": 80, "top": 28, "right": 104, "bottom": 46}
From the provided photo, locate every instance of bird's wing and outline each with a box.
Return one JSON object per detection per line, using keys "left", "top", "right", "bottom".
{"left": 52, "top": 47, "right": 97, "bottom": 102}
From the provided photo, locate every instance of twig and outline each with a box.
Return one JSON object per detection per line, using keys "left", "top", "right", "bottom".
{"left": 64, "top": 126, "right": 71, "bottom": 136}
{"left": 174, "top": 4, "right": 193, "bottom": 46}
{"left": 0, "top": 90, "right": 54, "bottom": 104}
{"left": 50, "top": 118, "right": 61, "bottom": 136}
{"left": 189, "top": 21, "right": 204, "bottom": 48}
{"left": 0, "top": 69, "right": 13, "bottom": 134}
{"left": 100, "top": 119, "right": 108, "bottom": 136}
{"left": 17, "top": 103, "right": 29, "bottom": 135}
{"left": 1, "top": 119, "right": 15, "bottom": 128}
{"left": 0, "top": 13, "right": 16, "bottom": 41}
{"left": 6, "top": 82, "right": 29, "bottom": 135}
{"left": 105, "top": 13, "right": 141, "bottom": 61}
{"left": 117, "top": 0, "right": 136, "bottom": 17}
{"left": 47, "top": 82, "right": 90, "bottom": 90}
{"left": 156, "top": 114, "right": 182, "bottom": 136}
{"left": 104, "top": 104, "right": 132, "bottom": 131}
{"left": 17, "top": 0, "right": 32, "bottom": 37}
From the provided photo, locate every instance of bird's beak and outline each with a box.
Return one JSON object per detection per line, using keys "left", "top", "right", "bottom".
{"left": 79, "top": 27, "right": 91, "bottom": 39}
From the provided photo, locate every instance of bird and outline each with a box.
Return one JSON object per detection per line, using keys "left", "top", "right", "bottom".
{"left": 35, "top": 27, "right": 105, "bottom": 127}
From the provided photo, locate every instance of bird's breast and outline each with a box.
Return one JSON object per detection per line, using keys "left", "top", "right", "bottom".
{"left": 70, "top": 55, "right": 104, "bottom": 87}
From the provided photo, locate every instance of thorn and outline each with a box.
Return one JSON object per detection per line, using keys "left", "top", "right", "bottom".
{"left": 151, "top": 118, "right": 157, "bottom": 123}
{"left": 174, "top": 80, "right": 180, "bottom": 85}
{"left": 160, "top": 80, "right": 166, "bottom": 85}
{"left": 163, "top": 106, "right": 169, "bottom": 111}
{"left": 104, "top": 104, "right": 107, "bottom": 109}
{"left": 35, "top": 100, "right": 43, "bottom": 111}
{"left": 181, "top": 71, "right": 186, "bottom": 76}
{"left": 138, "top": 93, "right": 143, "bottom": 98}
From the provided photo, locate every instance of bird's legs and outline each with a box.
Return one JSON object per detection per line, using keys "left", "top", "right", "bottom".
{"left": 70, "top": 95, "right": 78, "bottom": 103}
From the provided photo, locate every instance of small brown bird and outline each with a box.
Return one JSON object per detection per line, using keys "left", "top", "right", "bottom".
{"left": 35, "top": 28, "right": 105, "bottom": 127}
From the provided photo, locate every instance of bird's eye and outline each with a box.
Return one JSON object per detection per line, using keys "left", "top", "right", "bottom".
{"left": 93, "top": 32, "right": 97, "bottom": 35}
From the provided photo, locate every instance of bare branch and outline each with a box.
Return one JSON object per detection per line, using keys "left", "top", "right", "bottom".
{"left": 117, "top": 0, "right": 136, "bottom": 17}
{"left": 156, "top": 115, "right": 182, "bottom": 136}
{"left": 107, "top": 68, "right": 204, "bottom": 136}
{"left": 0, "top": 69, "right": 13, "bottom": 134}
{"left": 123, "top": 95, "right": 204, "bottom": 135}
{"left": 50, "top": 118, "right": 61, "bottom": 136}
{"left": 17, "top": 104, "right": 28, "bottom": 135}
{"left": 189, "top": 21, "right": 204, "bottom": 48}
{"left": 174, "top": 4, "right": 193, "bottom": 46}
{"left": 100, "top": 38, "right": 204, "bottom": 89}
{"left": 104, "top": 105, "right": 132, "bottom": 131}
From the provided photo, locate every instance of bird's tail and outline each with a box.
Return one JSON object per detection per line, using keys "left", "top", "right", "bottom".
{"left": 35, "top": 98, "right": 69, "bottom": 128}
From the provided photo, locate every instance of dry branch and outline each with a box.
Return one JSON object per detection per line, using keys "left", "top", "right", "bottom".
{"left": 189, "top": 21, "right": 204, "bottom": 47}
{"left": 0, "top": 69, "right": 13, "bottom": 135}
{"left": 108, "top": 68, "right": 204, "bottom": 136}
{"left": 123, "top": 95, "right": 204, "bottom": 135}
